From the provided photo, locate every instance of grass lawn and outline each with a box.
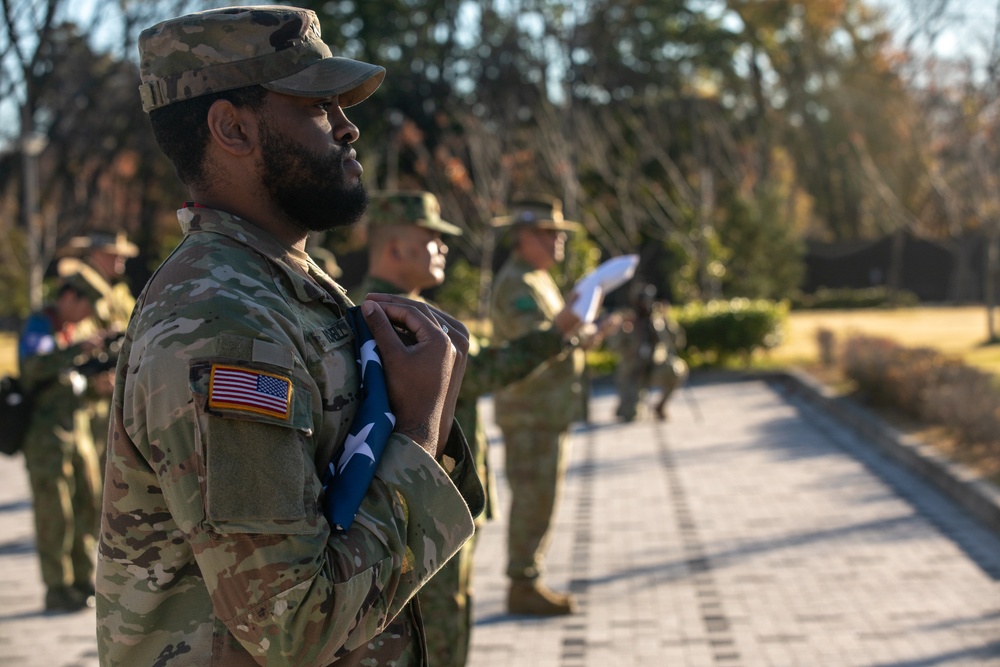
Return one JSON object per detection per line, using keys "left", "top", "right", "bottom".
{"left": 0, "top": 332, "right": 14, "bottom": 377}
{"left": 759, "top": 305, "right": 1000, "bottom": 377}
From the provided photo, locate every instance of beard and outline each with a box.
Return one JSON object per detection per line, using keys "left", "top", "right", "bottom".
{"left": 257, "top": 116, "right": 368, "bottom": 232}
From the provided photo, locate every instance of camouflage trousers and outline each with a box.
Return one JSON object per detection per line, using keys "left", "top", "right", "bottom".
{"left": 22, "top": 411, "right": 101, "bottom": 590}
{"left": 88, "top": 398, "right": 111, "bottom": 477}
{"left": 498, "top": 423, "right": 570, "bottom": 581}
{"left": 419, "top": 529, "right": 479, "bottom": 667}
{"left": 615, "top": 360, "right": 686, "bottom": 421}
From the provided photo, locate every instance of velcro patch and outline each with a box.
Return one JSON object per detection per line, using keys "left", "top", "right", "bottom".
{"left": 208, "top": 364, "right": 292, "bottom": 420}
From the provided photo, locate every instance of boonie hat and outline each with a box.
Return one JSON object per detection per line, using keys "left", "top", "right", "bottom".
{"left": 137, "top": 5, "right": 385, "bottom": 113}
{"left": 57, "top": 259, "right": 111, "bottom": 305}
{"left": 490, "top": 194, "right": 582, "bottom": 232}
{"left": 366, "top": 191, "right": 463, "bottom": 236}
{"left": 64, "top": 231, "right": 138, "bottom": 258}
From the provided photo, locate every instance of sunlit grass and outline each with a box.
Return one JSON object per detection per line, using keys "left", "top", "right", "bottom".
{"left": 759, "top": 305, "right": 999, "bottom": 377}
{"left": 0, "top": 333, "right": 15, "bottom": 376}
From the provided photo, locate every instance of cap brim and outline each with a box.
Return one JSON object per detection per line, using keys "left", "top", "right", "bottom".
{"left": 419, "top": 219, "right": 463, "bottom": 236}
{"left": 490, "top": 216, "right": 581, "bottom": 232}
{"left": 262, "top": 57, "right": 385, "bottom": 108}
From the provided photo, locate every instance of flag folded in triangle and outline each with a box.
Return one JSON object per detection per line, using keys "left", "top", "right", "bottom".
{"left": 322, "top": 306, "right": 396, "bottom": 531}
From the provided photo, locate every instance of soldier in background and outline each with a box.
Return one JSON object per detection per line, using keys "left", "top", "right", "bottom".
{"left": 352, "top": 190, "right": 462, "bottom": 302}
{"left": 608, "top": 283, "right": 688, "bottom": 421}
{"left": 58, "top": 231, "right": 137, "bottom": 469}
{"left": 489, "top": 194, "right": 586, "bottom": 616}
{"left": 356, "top": 190, "right": 586, "bottom": 664}
{"left": 60, "top": 231, "right": 138, "bottom": 332}
{"left": 99, "top": 7, "right": 478, "bottom": 665}
{"left": 18, "top": 267, "right": 108, "bottom": 612}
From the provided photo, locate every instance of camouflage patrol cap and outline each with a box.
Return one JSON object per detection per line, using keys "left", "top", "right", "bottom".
{"left": 137, "top": 5, "right": 385, "bottom": 113}
{"left": 490, "top": 193, "right": 582, "bottom": 232}
{"left": 366, "top": 191, "right": 463, "bottom": 236}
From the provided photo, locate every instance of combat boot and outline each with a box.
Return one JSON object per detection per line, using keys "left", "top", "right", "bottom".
{"left": 507, "top": 580, "right": 577, "bottom": 616}
{"left": 44, "top": 585, "right": 90, "bottom": 613}
{"left": 73, "top": 581, "right": 97, "bottom": 607}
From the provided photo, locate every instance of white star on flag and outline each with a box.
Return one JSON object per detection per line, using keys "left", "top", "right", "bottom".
{"left": 338, "top": 422, "right": 376, "bottom": 473}
{"left": 359, "top": 339, "right": 381, "bottom": 376}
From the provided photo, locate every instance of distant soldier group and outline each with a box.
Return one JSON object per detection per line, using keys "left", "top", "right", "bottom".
{"left": 18, "top": 231, "right": 136, "bottom": 612}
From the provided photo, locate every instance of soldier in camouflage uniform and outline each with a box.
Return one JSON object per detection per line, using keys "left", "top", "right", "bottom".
{"left": 58, "top": 232, "right": 138, "bottom": 471}
{"left": 97, "top": 8, "right": 481, "bottom": 666}
{"left": 355, "top": 191, "right": 584, "bottom": 665}
{"left": 609, "top": 284, "right": 687, "bottom": 421}
{"left": 489, "top": 195, "right": 586, "bottom": 616}
{"left": 19, "top": 268, "right": 109, "bottom": 612}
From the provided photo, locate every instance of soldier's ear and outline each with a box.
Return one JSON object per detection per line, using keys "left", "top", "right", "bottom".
{"left": 388, "top": 236, "right": 404, "bottom": 260}
{"left": 206, "top": 99, "right": 256, "bottom": 157}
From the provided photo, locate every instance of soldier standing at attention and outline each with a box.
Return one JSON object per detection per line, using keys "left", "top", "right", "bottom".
{"left": 19, "top": 268, "right": 108, "bottom": 612}
{"left": 58, "top": 231, "right": 138, "bottom": 470}
{"left": 489, "top": 195, "right": 586, "bottom": 616}
{"left": 98, "top": 7, "right": 480, "bottom": 665}
{"left": 352, "top": 191, "right": 463, "bottom": 301}
{"left": 355, "top": 190, "right": 586, "bottom": 664}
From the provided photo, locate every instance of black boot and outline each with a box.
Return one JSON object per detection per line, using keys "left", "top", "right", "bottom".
{"left": 44, "top": 586, "right": 91, "bottom": 613}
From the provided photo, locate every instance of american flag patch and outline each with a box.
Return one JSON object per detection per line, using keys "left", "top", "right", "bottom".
{"left": 208, "top": 364, "right": 292, "bottom": 419}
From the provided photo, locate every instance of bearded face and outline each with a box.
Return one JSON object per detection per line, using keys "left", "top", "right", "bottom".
{"left": 256, "top": 113, "right": 369, "bottom": 232}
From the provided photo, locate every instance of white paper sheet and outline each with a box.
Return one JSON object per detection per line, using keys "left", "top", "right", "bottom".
{"left": 570, "top": 254, "right": 639, "bottom": 323}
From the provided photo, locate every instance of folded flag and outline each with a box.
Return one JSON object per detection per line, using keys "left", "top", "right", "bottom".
{"left": 322, "top": 306, "right": 396, "bottom": 531}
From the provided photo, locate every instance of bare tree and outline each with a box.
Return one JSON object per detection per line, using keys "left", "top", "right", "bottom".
{"left": 0, "top": 0, "right": 215, "bottom": 315}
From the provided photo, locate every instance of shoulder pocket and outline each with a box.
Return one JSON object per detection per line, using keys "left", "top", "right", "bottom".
{"left": 190, "top": 359, "right": 317, "bottom": 534}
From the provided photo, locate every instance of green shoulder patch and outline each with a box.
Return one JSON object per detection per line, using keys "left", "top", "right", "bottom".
{"left": 513, "top": 296, "right": 539, "bottom": 312}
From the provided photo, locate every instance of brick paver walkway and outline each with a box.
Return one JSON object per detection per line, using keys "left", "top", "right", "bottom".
{"left": 0, "top": 376, "right": 997, "bottom": 666}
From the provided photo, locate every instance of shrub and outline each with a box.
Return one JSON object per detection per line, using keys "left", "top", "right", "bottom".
{"left": 675, "top": 298, "right": 787, "bottom": 366}
{"left": 841, "top": 335, "right": 1000, "bottom": 451}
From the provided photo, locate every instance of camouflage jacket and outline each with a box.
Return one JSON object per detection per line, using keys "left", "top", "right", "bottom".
{"left": 18, "top": 310, "right": 92, "bottom": 452}
{"left": 489, "top": 255, "right": 585, "bottom": 429}
{"left": 97, "top": 207, "right": 479, "bottom": 666}
{"left": 351, "top": 273, "right": 567, "bottom": 519}
{"left": 607, "top": 306, "right": 685, "bottom": 378}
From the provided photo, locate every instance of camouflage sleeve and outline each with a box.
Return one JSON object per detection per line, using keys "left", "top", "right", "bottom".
{"left": 19, "top": 341, "right": 89, "bottom": 391}
{"left": 490, "top": 272, "right": 548, "bottom": 344}
{"left": 460, "top": 328, "right": 566, "bottom": 399}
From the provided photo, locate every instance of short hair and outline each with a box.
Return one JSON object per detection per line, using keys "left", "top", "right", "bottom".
{"left": 57, "top": 282, "right": 83, "bottom": 299}
{"left": 367, "top": 223, "right": 402, "bottom": 258}
{"left": 148, "top": 85, "right": 268, "bottom": 188}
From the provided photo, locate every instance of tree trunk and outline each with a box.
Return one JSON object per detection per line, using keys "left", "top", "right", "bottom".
{"left": 986, "top": 227, "right": 999, "bottom": 342}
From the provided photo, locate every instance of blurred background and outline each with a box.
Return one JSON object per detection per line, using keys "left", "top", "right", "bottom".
{"left": 1, "top": 0, "right": 998, "bottom": 478}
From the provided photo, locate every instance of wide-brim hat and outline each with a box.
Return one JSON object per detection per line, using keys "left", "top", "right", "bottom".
{"left": 490, "top": 194, "right": 581, "bottom": 232}
{"left": 367, "top": 191, "right": 463, "bottom": 236}
{"left": 138, "top": 6, "right": 385, "bottom": 113}
{"left": 56, "top": 258, "right": 112, "bottom": 304}
{"left": 65, "top": 231, "right": 138, "bottom": 258}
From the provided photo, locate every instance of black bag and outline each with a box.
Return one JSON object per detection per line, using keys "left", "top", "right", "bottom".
{"left": 0, "top": 375, "right": 32, "bottom": 456}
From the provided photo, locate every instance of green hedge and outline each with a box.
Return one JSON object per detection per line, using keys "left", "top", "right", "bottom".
{"left": 675, "top": 298, "right": 787, "bottom": 366}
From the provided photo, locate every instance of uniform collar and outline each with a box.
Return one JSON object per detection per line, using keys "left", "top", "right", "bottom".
{"left": 177, "top": 204, "right": 346, "bottom": 306}
{"left": 360, "top": 274, "right": 408, "bottom": 297}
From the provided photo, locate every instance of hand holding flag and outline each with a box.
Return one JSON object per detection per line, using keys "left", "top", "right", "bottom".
{"left": 322, "top": 306, "right": 395, "bottom": 531}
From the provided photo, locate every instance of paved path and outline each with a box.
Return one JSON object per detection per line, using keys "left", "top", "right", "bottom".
{"left": 0, "top": 376, "right": 998, "bottom": 666}
{"left": 468, "top": 378, "right": 1000, "bottom": 667}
